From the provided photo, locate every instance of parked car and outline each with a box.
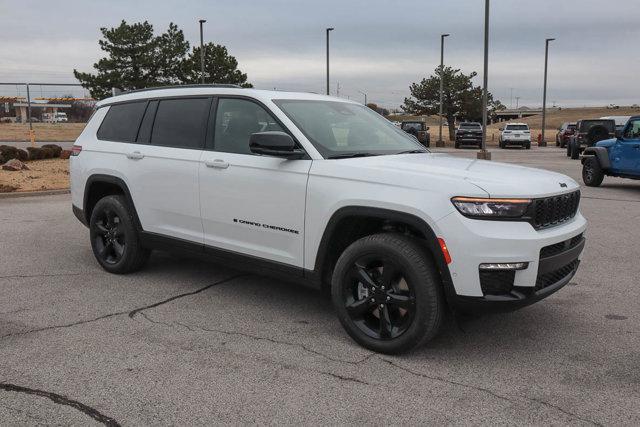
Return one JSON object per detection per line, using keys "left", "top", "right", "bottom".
{"left": 567, "top": 119, "right": 616, "bottom": 159}
{"left": 70, "top": 85, "right": 586, "bottom": 354}
{"left": 556, "top": 122, "right": 577, "bottom": 148}
{"left": 581, "top": 115, "right": 640, "bottom": 186}
{"left": 600, "top": 115, "right": 630, "bottom": 136}
{"left": 455, "top": 122, "right": 483, "bottom": 148}
{"left": 499, "top": 123, "right": 531, "bottom": 149}
{"left": 400, "top": 121, "right": 430, "bottom": 147}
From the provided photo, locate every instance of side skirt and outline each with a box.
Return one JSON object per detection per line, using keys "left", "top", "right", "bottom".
{"left": 138, "top": 231, "right": 319, "bottom": 289}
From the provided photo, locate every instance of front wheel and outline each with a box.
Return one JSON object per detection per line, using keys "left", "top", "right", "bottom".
{"left": 571, "top": 142, "right": 580, "bottom": 159}
{"left": 331, "top": 233, "right": 444, "bottom": 354}
{"left": 582, "top": 157, "right": 604, "bottom": 187}
{"left": 89, "top": 195, "right": 150, "bottom": 274}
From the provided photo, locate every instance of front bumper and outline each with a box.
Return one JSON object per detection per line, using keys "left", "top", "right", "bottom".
{"left": 435, "top": 209, "right": 587, "bottom": 313}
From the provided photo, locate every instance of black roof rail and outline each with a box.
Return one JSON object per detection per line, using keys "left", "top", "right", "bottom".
{"left": 114, "top": 84, "right": 242, "bottom": 96}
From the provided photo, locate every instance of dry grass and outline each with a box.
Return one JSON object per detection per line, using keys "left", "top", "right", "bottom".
{"left": 0, "top": 123, "right": 86, "bottom": 142}
{"left": 0, "top": 158, "right": 69, "bottom": 192}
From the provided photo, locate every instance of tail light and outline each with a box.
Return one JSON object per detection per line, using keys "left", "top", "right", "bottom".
{"left": 71, "top": 145, "right": 82, "bottom": 156}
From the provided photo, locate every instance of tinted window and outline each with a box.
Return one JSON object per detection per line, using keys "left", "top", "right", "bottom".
{"left": 623, "top": 119, "right": 640, "bottom": 139}
{"left": 505, "top": 125, "right": 528, "bottom": 130}
{"left": 214, "top": 98, "right": 285, "bottom": 154}
{"left": 151, "top": 98, "right": 210, "bottom": 149}
{"left": 97, "top": 102, "right": 147, "bottom": 142}
{"left": 460, "top": 123, "right": 481, "bottom": 129}
{"left": 136, "top": 100, "right": 158, "bottom": 143}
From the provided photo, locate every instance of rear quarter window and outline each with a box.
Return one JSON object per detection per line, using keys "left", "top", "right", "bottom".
{"left": 96, "top": 101, "right": 147, "bottom": 142}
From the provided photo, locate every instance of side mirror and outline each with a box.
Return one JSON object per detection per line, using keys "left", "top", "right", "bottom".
{"left": 249, "top": 131, "right": 304, "bottom": 159}
{"left": 425, "top": 126, "right": 430, "bottom": 131}
{"left": 499, "top": 127, "right": 504, "bottom": 131}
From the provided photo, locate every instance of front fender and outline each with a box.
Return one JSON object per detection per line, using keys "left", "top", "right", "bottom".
{"left": 581, "top": 146, "right": 611, "bottom": 170}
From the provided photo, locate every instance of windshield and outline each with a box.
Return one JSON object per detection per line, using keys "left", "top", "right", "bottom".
{"left": 459, "top": 123, "right": 481, "bottom": 129}
{"left": 401, "top": 122, "right": 422, "bottom": 131}
{"left": 505, "top": 125, "right": 528, "bottom": 130}
{"left": 273, "top": 100, "right": 426, "bottom": 158}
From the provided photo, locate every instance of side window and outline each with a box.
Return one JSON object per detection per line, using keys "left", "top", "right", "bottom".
{"left": 97, "top": 101, "right": 147, "bottom": 142}
{"left": 213, "top": 98, "right": 284, "bottom": 154}
{"left": 623, "top": 119, "right": 640, "bottom": 140}
{"left": 151, "top": 98, "right": 210, "bottom": 149}
{"left": 136, "top": 100, "right": 158, "bottom": 144}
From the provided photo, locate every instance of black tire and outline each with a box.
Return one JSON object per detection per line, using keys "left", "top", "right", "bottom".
{"left": 582, "top": 157, "right": 604, "bottom": 187}
{"left": 89, "top": 195, "right": 150, "bottom": 274}
{"left": 570, "top": 142, "right": 580, "bottom": 160}
{"left": 454, "top": 141, "right": 460, "bottom": 149}
{"left": 566, "top": 141, "right": 572, "bottom": 157}
{"left": 331, "top": 233, "right": 444, "bottom": 354}
{"left": 525, "top": 142, "right": 531, "bottom": 149}
{"left": 499, "top": 140, "right": 505, "bottom": 149}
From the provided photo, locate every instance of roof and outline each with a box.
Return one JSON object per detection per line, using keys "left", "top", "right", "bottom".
{"left": 97, "top": 85, "right": 355, "bottom": 107}
{"left": 504, "top": 122, "right": 528, "bottom": 126}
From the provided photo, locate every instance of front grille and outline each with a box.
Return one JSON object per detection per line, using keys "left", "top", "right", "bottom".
{"left": 480, "top": 270, "right": 515, "bottom": 295}
{"left": 535, "top": 260, "right": 579, "bottom": 290}
{"left": 532, "top": 191, "right": 580, "bottom": 229}
{"left": 540, "top": 233, "right": 584, "bottom": 258}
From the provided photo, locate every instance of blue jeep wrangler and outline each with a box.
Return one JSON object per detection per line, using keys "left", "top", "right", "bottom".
{"left": 581, "top": 115, "right": 640, "bottom": 186}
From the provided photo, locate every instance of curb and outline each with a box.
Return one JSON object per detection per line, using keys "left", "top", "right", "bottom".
{"left": 0, "top": 189, "right": 70, "bottom": 199}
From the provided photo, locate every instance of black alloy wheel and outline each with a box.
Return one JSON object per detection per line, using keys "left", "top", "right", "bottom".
{"left": 92, "top": 208, "right": 125, "bottom": 265}
{"left": 343, "top": 255, "right": 416, "bottom": 340}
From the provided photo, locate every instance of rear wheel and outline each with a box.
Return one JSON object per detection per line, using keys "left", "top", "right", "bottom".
{"left": 454, "top": 141, "right": 460, "bottom": 149}
{"left": 566, "top": 141, "right": 572, "bottom": 157}
{"left": 89, "top": 195, "right": 150, "bottom": 274}
{"left": 525, "top": 142, "right": 531, "bottom": 149}
{"left": 582, "top": 157, "right": 604, "bottom": 187}
{"left": 331, "top": 233, "right": 444, "bottom": 354}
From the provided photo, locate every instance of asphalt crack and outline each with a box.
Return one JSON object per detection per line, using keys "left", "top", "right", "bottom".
{"left": 0, "top": 274, "right": 245, "bottom": 341}
{"left": 0, "top": 382, "right": 120, "bottom": 426}
{"left": 0, "top": 272, "right": 85, "bottom": 280}
{"left": 128, "top": 274, "right": 247, "bottom": 319}
{"left": 382, "top": 359, "right": 602, "bottom": 425}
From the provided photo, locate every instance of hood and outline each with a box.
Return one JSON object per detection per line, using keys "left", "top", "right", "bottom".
{"left": 332, "top": 153, "right": 579, "bottom": 198}
{"left": 596, "top": 138, "right": 617, "bottom": 148}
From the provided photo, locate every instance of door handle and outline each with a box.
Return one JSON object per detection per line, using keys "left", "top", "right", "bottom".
{"left": 126, "top": 151, "right": 144, "bottom": 160}
{"left": 205, "top": 159, "right": 229, "bottom": 169}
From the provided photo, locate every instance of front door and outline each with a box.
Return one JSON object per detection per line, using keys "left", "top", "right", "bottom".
{"left": 199, "top": 97, "right": 311, "bottom": 267}
{"left": 611, "top": 118, "right": 640, "bottom": 174}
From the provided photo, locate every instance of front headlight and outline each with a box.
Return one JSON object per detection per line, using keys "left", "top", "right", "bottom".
{"left": 451, "top": 196, "right": 531, "bottom": 218}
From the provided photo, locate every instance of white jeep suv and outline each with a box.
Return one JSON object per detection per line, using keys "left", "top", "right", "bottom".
{"left": 71, "top": 85, "right": 586, "bottom": 354}
{"left": 499, "top": 123, "right": 532, "bottom": 149}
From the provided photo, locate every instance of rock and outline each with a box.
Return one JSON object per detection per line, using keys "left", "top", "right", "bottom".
{"left": 60, "top": 149, "right": 72, "bottom": 160}
{"left": 2, "top": 158, "right": 28, "bottom": 171}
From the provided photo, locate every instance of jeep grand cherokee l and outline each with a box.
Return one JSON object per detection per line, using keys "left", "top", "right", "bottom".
{"left": 71, "top": 85, "right": 587, "bottom": 354}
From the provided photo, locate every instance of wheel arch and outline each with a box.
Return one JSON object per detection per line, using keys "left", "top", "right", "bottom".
{"left": 581, "top": 146, "right": 611, "bottom": 170}
{"left": 83, "top": 174, "right": 143, "bottom": 230}
{"left": 311, "top": 206, "right": 455, "bottom": 303}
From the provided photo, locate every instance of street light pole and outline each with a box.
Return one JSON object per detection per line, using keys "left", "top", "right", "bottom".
{"left": 199, "top": 19, "right": 207, "bottom": 84}
{"left": 541, "top": 37, "right": 555, "bottom": 147}
{"left": 357, "top": 90, "right": 367, "bottom": 105}
{"left": 478, "top": 0, "right": 491, "bottom": 160}
{"left": 437, "top": 33, "right": 450, "bottom": 147}
{"left": 326, "top": 28, "right": 334, "bottom": 95}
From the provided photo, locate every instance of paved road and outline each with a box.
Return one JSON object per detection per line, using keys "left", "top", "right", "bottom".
{"left": 0, "top": 149, "right": 639, "bottom": 425}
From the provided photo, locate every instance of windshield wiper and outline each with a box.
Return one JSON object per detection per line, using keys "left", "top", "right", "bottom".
{"left": 327, "top": 152, "right": 381, "bottom": 159}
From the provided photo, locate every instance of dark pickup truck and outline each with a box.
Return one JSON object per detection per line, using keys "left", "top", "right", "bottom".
{"left": 567, "top": 119, "right": 616, "bottom": 159}
{"left": 455, "top": 122, "right": 483, "bottom": 148}
{"left": 400, "top": 121, "right": 430, "bottom": 147}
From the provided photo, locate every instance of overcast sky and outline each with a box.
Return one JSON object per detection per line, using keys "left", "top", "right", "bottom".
{"left": 0, "top": 0, "right": 637, "bottom": 108}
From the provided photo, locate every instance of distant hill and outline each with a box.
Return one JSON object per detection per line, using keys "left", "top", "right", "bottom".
{"left": 489, "top": 106, "right": 640, "bottom": 130}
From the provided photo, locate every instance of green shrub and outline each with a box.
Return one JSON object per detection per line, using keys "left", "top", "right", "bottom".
{"left": 16, "top": 149, "right": 29, "bottom": 162}
{"left": 40, "top": 147, "right": 54, "bottom": 159}
{"left": 26, "top": 147, "right": 43, "bottom": 160}
{"left": 41, "top": 144, "right": 62, "bottom": 158}
{"left": 0, "top": 145, "right": 19, "bottom": 161}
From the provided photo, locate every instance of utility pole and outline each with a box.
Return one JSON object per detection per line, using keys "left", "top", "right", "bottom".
{"left": 515, "top": 96, "right": 520, "bottom": 109}
{"left": 199, "top": 19, "right": 207, "bottom": 84}
{"left": 437, "top": 33, "right": 450, "bottom": 147}
{"left": 478, "top": 0, "right": 491, "bottom": 160}
{"left": 326, "top": 28, "right": 334, "bottom": 95}
{"left": 336, "top": 81, "right": 340, "bottom": 97}
{"left": 541, "top": 37, "right": 555, "bottom": 147}
{"left": 510, "top": 87, "right": 514, "bottom": 109}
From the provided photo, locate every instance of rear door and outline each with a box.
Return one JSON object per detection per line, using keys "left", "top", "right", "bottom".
{"left": 123, "top": 97, "right": 211, "bottom": 243}
{"left": 198, "top": 97, "right": 311, "bottom": 267}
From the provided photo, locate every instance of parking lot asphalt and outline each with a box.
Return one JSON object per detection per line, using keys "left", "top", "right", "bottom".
{"left": 1, "top": 146, "right": 639, "bottom": 425}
